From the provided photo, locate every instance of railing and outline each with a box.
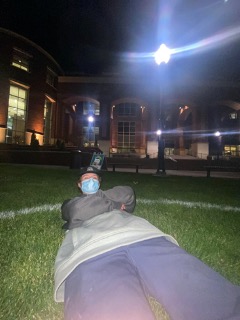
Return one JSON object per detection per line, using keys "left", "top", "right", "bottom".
{"left": 109, "top": 147, "right": 240, "bottom": 160}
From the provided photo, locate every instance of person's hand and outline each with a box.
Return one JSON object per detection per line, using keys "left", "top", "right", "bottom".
{"left": 120, "top": 204, "right": 126, "bottom": 211}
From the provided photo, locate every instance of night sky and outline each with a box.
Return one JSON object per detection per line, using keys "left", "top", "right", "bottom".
{"left": 1, "top": 0, "right": 240, "bottom": 77}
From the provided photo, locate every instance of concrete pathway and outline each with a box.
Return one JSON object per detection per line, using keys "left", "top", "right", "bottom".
{"left": 108, "top": 167, "right": 240, "bottom": 179}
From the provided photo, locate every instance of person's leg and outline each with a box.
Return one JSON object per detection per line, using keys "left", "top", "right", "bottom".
{"left": 129, "top": 237, "right": 240, "bottom": 320}
{"left": 64, "top": 248, "right": 155, "bottom": 320}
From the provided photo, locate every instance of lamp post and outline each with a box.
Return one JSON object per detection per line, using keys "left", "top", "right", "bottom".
{"left": 154, "top": 44, "right": 171, "bottom": 176}
{"left": 214, "top": 130, "right": 222, "bottom": 160}
{"left": 156, "top": 129, "right": 165, "bottom": 174}
{"left": 87, "top": 115, "right": 95, "bottom": 145}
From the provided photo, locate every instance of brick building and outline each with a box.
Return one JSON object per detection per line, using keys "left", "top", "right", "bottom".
{"left": 0, "top": 28, "right": 63, "bottom": 146}
{"left": 1, "top": 28, "right": 240, "bottom": 159}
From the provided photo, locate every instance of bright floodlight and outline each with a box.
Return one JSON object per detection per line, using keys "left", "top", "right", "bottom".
{"left": 155, "top": 44, "right": 171, "bottom": 65}
{"left": 156, "top": 129, "right": 162, "bottom": 136}
{"left": 88, "top": 115, "right": 94, "bottom": 122}
{"left": 214, "top": 131, "right": 221, "bottom": 137}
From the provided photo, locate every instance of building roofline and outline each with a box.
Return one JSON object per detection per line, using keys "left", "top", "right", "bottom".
{"left": 58, "top": 75, "right": 139, "bottom": 84}
{"left": 0, "top": 27, "right": 64, "bottom": 74}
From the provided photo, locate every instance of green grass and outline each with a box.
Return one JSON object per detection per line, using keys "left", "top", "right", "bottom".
{"left": 0, "top": 164, "right": 240, "bottom": 319}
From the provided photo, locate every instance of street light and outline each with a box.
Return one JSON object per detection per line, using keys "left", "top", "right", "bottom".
{"left": 154, "top": 44, "right": 171, "bottom": 176}
{"left": 154, "top": 44, "right": 171, "bottom": 65}
{"left": 88, "top": 115, "right": 94, "bottom": 123}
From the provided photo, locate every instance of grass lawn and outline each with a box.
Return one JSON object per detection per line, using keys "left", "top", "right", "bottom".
{"left": 0, "top": 164, "right": 240, "bottom": 320}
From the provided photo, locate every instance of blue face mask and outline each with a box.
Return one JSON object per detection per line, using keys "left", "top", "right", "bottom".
{"left": 81, "top": 178, "right": 100, "bottom": 194}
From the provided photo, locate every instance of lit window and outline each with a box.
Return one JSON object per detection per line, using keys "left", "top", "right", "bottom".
{"left": 117, "top": 121, "right": 135, "bottom": 152}
{"left": 83, "top": 101, "right": 100, "bottom": 115}
{"left": 229, "top": 112, "right": 237, "bottom": 119}
{"left": 43, "top": 97, "right": 54, "bottom": 144}
{"left": 82, "top": 126, "right": 99, "bottom": 144}
{"left": 83, "top": 127, "right": 99, "bottom": 135}
{"left": 6, "top": 83, "right": 28, "bottom": 144}
{"left": 11, "top": 48, "right": 31, "bottom": 72}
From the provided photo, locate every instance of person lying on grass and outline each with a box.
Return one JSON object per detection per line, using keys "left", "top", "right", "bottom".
{"left": 54, "top": 166, "right": 240, "bottom": 320}
{"left": 61, "top": 165, "right": 135, "bottom": 230}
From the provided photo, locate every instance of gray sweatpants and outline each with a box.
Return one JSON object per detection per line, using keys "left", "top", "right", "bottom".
{"left": 64, "top": 237, "right": 240, "bottom": 320}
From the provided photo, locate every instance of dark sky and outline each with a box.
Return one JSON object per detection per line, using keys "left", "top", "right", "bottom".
{"left": 1, "top": 0, "right": 240, "bottom": 77}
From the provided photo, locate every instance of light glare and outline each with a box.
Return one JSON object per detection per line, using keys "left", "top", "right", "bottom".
{"left": 154, "top": 44, "right": 171, "bottom": 65}
{"left": 88, "top": 115, "right": 94, "bottom": 122}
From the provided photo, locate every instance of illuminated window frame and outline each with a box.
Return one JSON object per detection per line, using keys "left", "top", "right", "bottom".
{"left": 11, "top": 48, "right": 31, "bottom": 72}
{"left": 82, "top": 126, "right": 99, "bottom": 144}
{"left": 43, "top": 95, "right": 55, "bottom": 145}
{"left": 83, "top": 126, "right": 99, "bottom": 135}
{"left": 117, "top": 121, "right": 135, "bottom": 150}
{"left": 6, "top": 81, "right": 29, "bottom": 144}
{"left": 83, "top": 101, "right": 100, "bottom": 116}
